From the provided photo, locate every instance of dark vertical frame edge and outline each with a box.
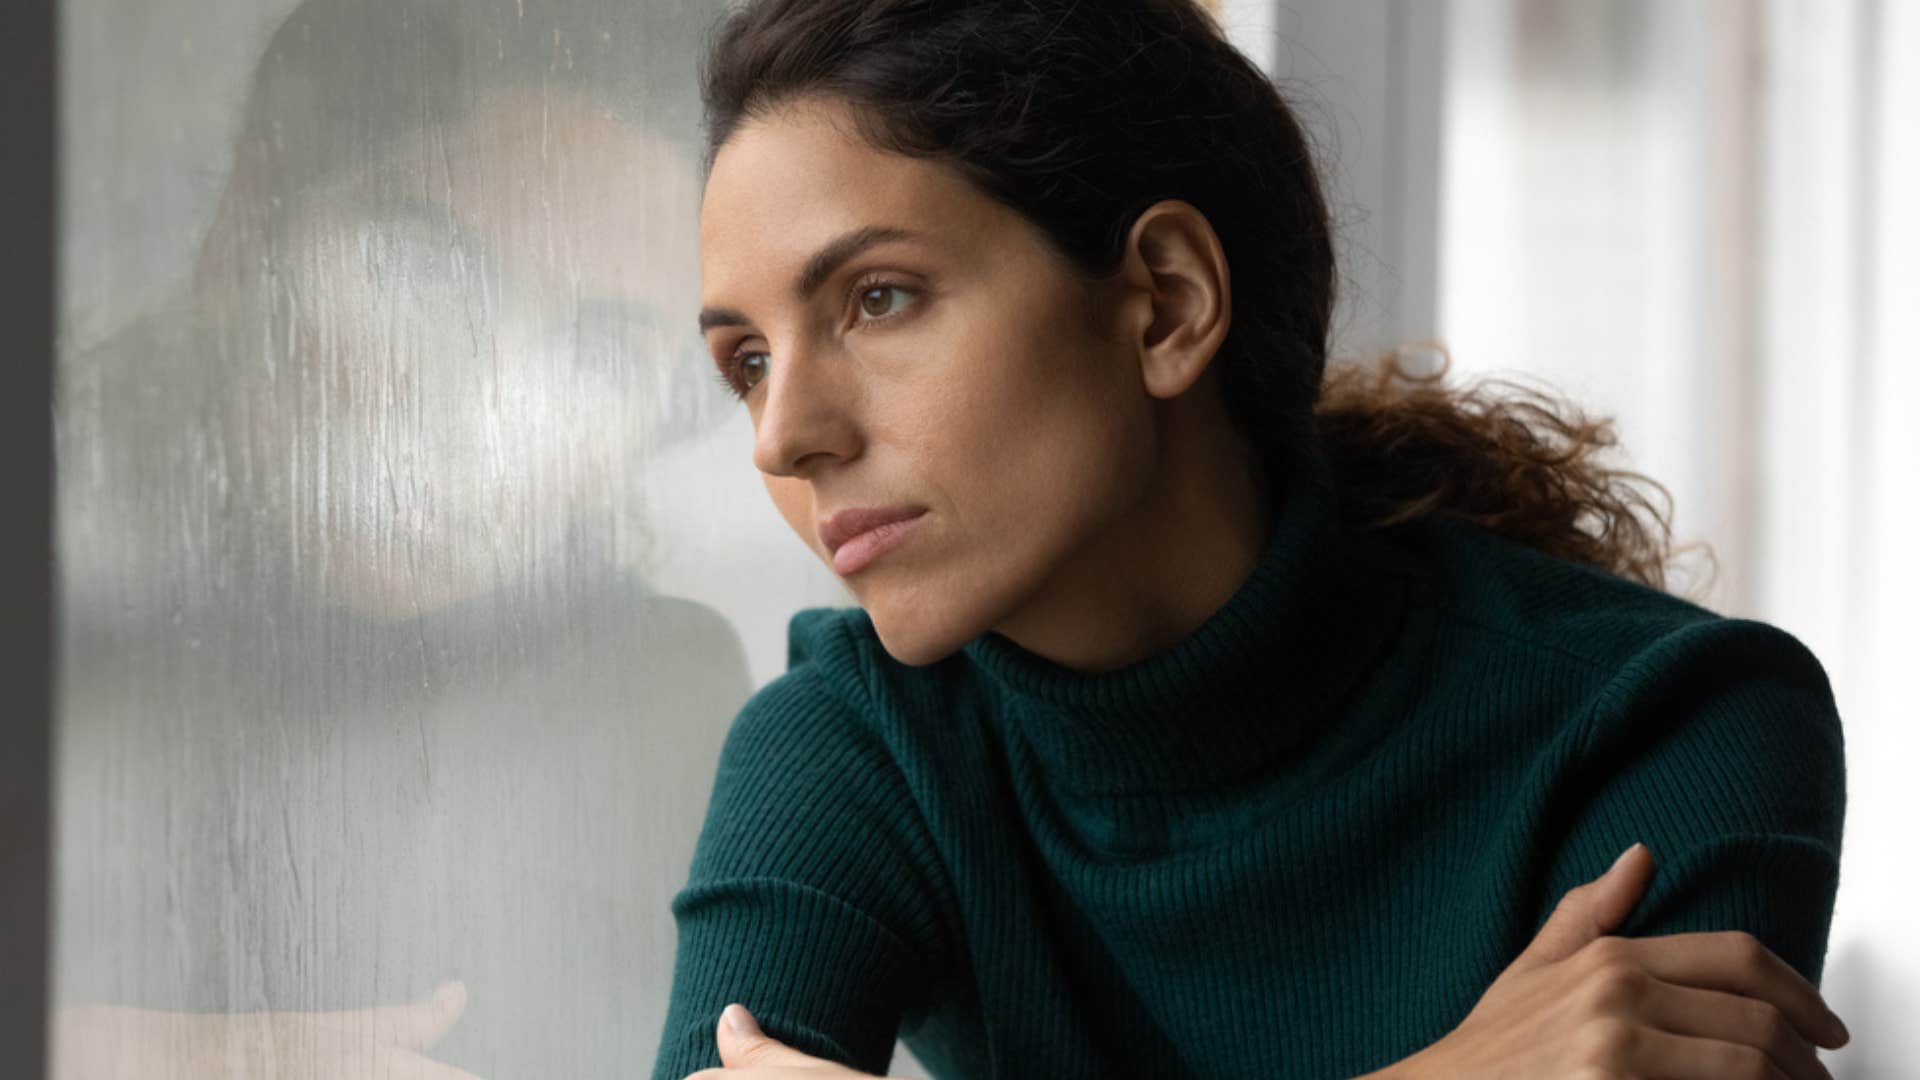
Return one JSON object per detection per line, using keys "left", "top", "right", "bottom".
{"left": 2, "top": 0, "right": 55, "bottom": 1074}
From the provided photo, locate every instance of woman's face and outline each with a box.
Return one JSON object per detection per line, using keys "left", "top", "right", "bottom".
{"left": 699, "top": 95, "right": 1163, "bottom": 666}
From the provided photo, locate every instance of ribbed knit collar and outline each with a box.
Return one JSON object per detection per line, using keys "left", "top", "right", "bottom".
{"left": 960, "top": 448, "right": 1411, "bottom": 795}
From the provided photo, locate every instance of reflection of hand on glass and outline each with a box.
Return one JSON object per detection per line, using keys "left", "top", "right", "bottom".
{"left": 52, "top": 982, "right": 481, "bottom": 1080}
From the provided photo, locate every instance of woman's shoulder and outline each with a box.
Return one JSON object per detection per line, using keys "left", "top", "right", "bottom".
{"left": 703, "top": 606, "right": 945, "bottom": 853}
{"left": 733, "top": 606, "right": 986, "bottom": 781}
{"left": 1386, "top": 514, "right": 1841, "bottom": 778}
{"left": 742, "top": 606, "right": 884, "bottom": 720}
{"left": 1390, "top": 512, "right": 1809, "bottom": 681}
{"left": 728, "top": 606, "right": 928, "bottom": 752}
{"left": 750, "top": 604, "right": 973, "bottom": 717}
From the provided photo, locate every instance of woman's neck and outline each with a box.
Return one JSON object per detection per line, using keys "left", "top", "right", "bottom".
{"left": 990, "top": 379, "right": 1275, "bottom": 673}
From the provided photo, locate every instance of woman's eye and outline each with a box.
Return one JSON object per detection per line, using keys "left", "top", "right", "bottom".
{"left": 714, "top": 282, "right": 915, "bottom": 401}
{"left": 713, "top": 349, "right": 767, "bottom": 400}
{"left": 855, "top": 283, "right": 914, "bottom": 322}
{"left": 738, "top": 352, "right": 769, "bottom": 389}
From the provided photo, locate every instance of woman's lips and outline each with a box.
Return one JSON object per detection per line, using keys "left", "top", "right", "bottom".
{"left": 819, "top": 506, "right": 928, "bottom": 576}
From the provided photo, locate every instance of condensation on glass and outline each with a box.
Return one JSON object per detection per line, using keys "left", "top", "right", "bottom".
{"left": 49, "top": 1, "right": 858, "bottom": 1075}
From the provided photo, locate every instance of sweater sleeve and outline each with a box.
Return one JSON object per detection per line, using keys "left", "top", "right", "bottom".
{"left": 1530, "top": 617, "right": 1847, "bottom": 987}
{"left": 650, "top": 614, "right": 950, "bottom": 1080}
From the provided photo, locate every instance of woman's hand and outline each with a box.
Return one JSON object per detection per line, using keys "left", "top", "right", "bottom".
{"left": 681, "top": 1003, "right": 907, "bottom": 1079}
{"left": 51, "top": 980, "right": 482, "bottom": 1080}
{"left": 1370, "top": 843, "right": 1850, "bottom": 1080}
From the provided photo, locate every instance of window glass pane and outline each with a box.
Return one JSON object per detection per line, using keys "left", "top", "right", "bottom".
{"left": 51, "top": 1, "right": 850, "bottom": 1074}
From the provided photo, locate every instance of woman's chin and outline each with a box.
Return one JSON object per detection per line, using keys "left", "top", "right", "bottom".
{"left": 864, "top": 605, "right": 979, "bottom": 669}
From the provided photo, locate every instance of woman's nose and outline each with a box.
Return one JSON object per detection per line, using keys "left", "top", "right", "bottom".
{"left": 750, "top": 343, "right": 860, "bottom": 478}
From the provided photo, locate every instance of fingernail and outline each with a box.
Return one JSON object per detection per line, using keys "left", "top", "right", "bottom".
{"left": 723, "top": 1003, "right": 759, "bottom": 1036}
{"left": 1827, "top": 1012, "right": 1850, "bottom": 1047}
{"left": 1611, "top": 842, "right": 1643, "bottom": 872}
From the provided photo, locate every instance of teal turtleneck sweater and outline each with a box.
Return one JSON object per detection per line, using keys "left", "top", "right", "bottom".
{"left": 649, "top": 456, "right": 1846, "bottom": 1080}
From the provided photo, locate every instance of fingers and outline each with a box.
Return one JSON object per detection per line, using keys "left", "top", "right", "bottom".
{"left": 1520, "top": 843, "right": 1655, "bottom": 967}
{"left": 1584, "top": 843, "right": 1654, "bottom": 936}
{"left": 715, "top": 1003, "right": 836, "bottom": 1070}
{"left": 1600, "top": 1024, "right": 1793, "bottom": 1080}
{"left": 381, "top": 982, "right": 470, "bottom": 1050}
{"left": 1637, "top": 979, "right": 1835, "bottom": 1080}
{"left": 1621, "top": 932, "right": 1848, "bottom": 1050}
{"left": 304, "top": 981, "right": 471, "bottom": 1051}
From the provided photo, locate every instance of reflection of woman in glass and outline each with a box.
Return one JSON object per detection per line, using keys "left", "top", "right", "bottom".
{"left": 54, "top": 1, "right": 746, "bottom": 1077}
{"left": 658, "top": 1, "right": 1849, "bottom": 1077}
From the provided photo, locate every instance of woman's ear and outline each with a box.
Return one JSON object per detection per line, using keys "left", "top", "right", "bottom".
{"left": 1117, "top": 199, "right": 1233, "bottom": 400}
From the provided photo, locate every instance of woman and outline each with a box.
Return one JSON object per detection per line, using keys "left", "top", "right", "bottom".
{"left": 655, "top": 0, "right": 1849, "bottom": 1077}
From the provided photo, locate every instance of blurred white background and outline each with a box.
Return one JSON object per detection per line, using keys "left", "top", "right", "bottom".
{"left": 51, "top": 0, "right": 1913, "bottom": 1076}
{"left": 1217, "top": 0, "right": 1917, "bottom": 1073}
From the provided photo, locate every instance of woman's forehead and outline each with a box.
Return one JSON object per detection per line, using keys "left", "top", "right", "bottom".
{"left": 701, "top": 98, "right": 995, "bottom": 236}
{"left": 697, "top": 114, "right": 1023, "bottom": 310}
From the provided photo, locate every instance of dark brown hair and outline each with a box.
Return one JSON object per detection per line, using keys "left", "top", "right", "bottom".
{"left": 698, "top": 0, "right": 1692, "bottom": 591}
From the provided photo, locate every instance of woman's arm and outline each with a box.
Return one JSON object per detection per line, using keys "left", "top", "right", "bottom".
{"left": 649, "top": 657, "right": 952, "bottom": 1080}
{"left": 1530, "top": 616, "right": 1846, "bottom": 984}
{"left": 1359, "top": 843, "right": 1848, "bottom": 1079}
{"left": 1367, "top": 615, "right": 1849, "bottom": 1079}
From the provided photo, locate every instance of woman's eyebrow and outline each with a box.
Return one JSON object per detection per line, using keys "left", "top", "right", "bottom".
{"left": 697, "top": 224, "right": 923, "bottom": 333}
